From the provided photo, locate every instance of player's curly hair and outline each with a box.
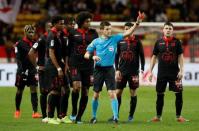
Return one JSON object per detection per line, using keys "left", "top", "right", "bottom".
{"left": 24, "top": 24, "right": 35, "bottom": 34}
{"left": 76, "top": 11, "right": 92, "bottom": 28}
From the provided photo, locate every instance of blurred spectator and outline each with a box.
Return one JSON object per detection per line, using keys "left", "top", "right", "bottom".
{"left": 188, "top": 32, "right": 199, "bottom": 63}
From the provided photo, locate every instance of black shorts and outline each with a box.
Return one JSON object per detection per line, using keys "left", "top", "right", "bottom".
{"left": 15, "top": 72, "right": 38, "bottom": 88}
{"left": 93, "top": 66, "right": 115, "bottom": 93}
{"left": 116, "top": 74, "right": 139, "bottom": 90}
{"left": 70, "top": 67, "right": 93, "bottom": 87}
{"left": 45, "top": 66, "right": 64, "bottom": 92}
{"left": 156, "top": 75, "right": 183, "bottom": 93}
{"left": 38, "top": 70, "right": 49, "bottom": 93}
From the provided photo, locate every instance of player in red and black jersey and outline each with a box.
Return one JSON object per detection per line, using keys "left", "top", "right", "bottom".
{"left": 112, "top": 22, "right": 145, "bottom": 122}
{"left": 67, "top": 11, "right": 98, "bottom": 123}
{"left": 14, "top": 25, "right": 41, "bottom": 119}
{"left": 45, "top": 16, "right": 69, "bottom": 124}
{"left": 149, "top": 22, "right": 189, "bottom": 122}
{"left": 28, "top": 22, "right": 52, "bottom": 123}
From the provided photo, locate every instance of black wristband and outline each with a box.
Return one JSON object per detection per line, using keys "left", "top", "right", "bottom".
{"left": 136, "top": 22, "right": 140, "bottom": 25}
{"left": 89, "top": 54, "right": 93, "bottom": 60}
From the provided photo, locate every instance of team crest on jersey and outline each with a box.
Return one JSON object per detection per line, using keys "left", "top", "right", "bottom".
{"left": 33, "top": 42, "right": 38, "bottom": 49}
{"left": 108, "top": 46, "right": 114, "bottom": 52}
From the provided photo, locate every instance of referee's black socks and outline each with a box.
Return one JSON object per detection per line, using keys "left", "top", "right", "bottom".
{"left": 71, "top": 91, "right": 79, "bottom": 116}
{"left": 129, "top": 96, "right": 137, "bottom": 117}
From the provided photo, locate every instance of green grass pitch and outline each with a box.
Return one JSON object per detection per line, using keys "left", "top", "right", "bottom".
{"left": 0, "top": 86, "right": 199, "bottom": 131}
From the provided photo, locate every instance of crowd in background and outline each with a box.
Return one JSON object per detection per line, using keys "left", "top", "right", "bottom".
{"left": 0, "top": 0, "right": 199, "bottom": 63}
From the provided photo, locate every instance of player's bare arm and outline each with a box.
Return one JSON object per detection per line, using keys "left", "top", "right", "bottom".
{"left": 177, "top": 54, "right": 184, "bottom": 80}
{"left": 123, "top": 11, "right": 145, "bottom": 38}
{"left": 49, "top": 48, "right": 63, "bottom": 78}
{"left": 149, "top": 55, "right": 157, "bottom": 82}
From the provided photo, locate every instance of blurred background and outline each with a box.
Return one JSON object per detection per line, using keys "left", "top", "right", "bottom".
{"left": 0, "top": 0, "right": 199, "bottom": 63}
{"left": 0, "top": 0, "right": 199, "bottom": 86}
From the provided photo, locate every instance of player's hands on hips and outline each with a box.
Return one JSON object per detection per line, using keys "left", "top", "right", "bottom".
{"left": 115, "top": 70, "right": 122, "bottom": 82}
{"left": 177, "top": 70, "right": 183, "bottom": 80}
{"left": 92, "top": 55, "right": 101, "bottom": 62}
{"left": 137, "top": 11, "right": 145, "bottom": 24}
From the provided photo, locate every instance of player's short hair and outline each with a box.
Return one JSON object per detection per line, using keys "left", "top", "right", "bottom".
{"left": 51, "top": 16, "right": 63, "bottom": 26}
{"left": 24, "top": 24, "right": 35, "bottom": 34}
{"left": 164, "top": 22, "right": 174, "bottom": 27}
{"left": 100, "top": 21, "right": 111, "bottom": 29}
{"left": 65, "top": 16, "right": 75, "bottom": 25}
{"left": 124, "top": 22, "right": 134, "bottom": 27}
{"left": 76, "top": 11, "right": 92, "bottom": 28}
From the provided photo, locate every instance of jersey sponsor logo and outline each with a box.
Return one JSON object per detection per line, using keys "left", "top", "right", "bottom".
{"left": 108, "top": 46, "right": 114, "bottom": 52}
{"left": 159, "top": 42, "right": 165, "bottom": 45}
{"left": 74, "top": 34, "right": 81, "bottom": 37}
{"left": 50, "top": 40, "right": 54, "bottom": 46}
{"left": 161, "top": 51, "right": 176, "bottom": 63}
{"left": 33, "top": 42, "right": 38, "bottom": 49}
{"left": 121, "top": 51, "right": 134, "bottom": 62}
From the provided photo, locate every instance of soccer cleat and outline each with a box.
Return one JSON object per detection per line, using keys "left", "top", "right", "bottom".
{"left": 48, "top": 118, "right": 60, "bottom": 125}
{"left": 70, "top": 115, "right": 76, "bottom": 122}
{"left": 176, "top": 116, "right": 189, "bottom": 122}
{"left": 90, "top": 117, "right": 97, "bottom": 124}
{"left": 61, "top": 116, "right": 73, "bottom": 124}
{"left": 113, "top": 118, "right": 118, "bottom": 124}
{"left": 32, "top": 112, "right": 42, "bottom": 118}
{"left": 148, "top": 116, "right": 162, "bottom": 122}
{"left": 128, "top": 116, "right": 134, "bottom": 122}
{"left": 14, "top": 110, "right": 21, "bottom": 118}
{"left": 42, "top": 117, "right": 48, "bottom": 123}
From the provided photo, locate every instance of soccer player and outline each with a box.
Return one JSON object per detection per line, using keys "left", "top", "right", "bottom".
{"left": 148, "top": 22, "right": 189, "bottom": 122}
{"left": 14, "top": 24, "right": 41, "bottom": 119}
{"left": 67, "top": 11, "right": 98, "bottom": 123}
{"left": 84, "top": 12, "right": 145, "bottom": 124}
{"left": 28, "top": 22, "right": 52, "bottom": 123}
{"left": 113, "top": 22, "right": 145, "bottom": 122}
{"left": 45, "top": 16, "right": 67, "bottom": 124}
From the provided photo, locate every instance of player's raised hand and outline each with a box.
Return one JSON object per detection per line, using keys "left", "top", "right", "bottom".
{"left": 137, "top": 11, "right": 145, "bottom": 24}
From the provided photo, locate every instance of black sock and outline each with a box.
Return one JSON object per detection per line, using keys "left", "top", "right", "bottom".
{"left": 15, "top": 92, "right": 22, "bottom": 111}
{"left": 60, "top": 89, "right": 70, "bottom": 118}
{"left": 76, "top": 95, "right": 88, "bottom": 121}
{"left": 156, "top": 94, "right": 164, "bottom": 117}
{"left": 48, "top": 94, "right": 57, "bottom": 118}
{"left": 117, "top": 96, "right": 121, "bottom": 116}
{"left": 175, "top": 92, "right": 183, "bottom": 117}
{"left": 71, "top": 91, "right": 79, "bottom": 116}
{"left": 129, "top": 96, "right": 137, "bottom": 117}
{"left": 40, "top": 92, "right": 48, "bottom": 118}
{"left": 31, "top": 93, "right": 38, "bottom": 112}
